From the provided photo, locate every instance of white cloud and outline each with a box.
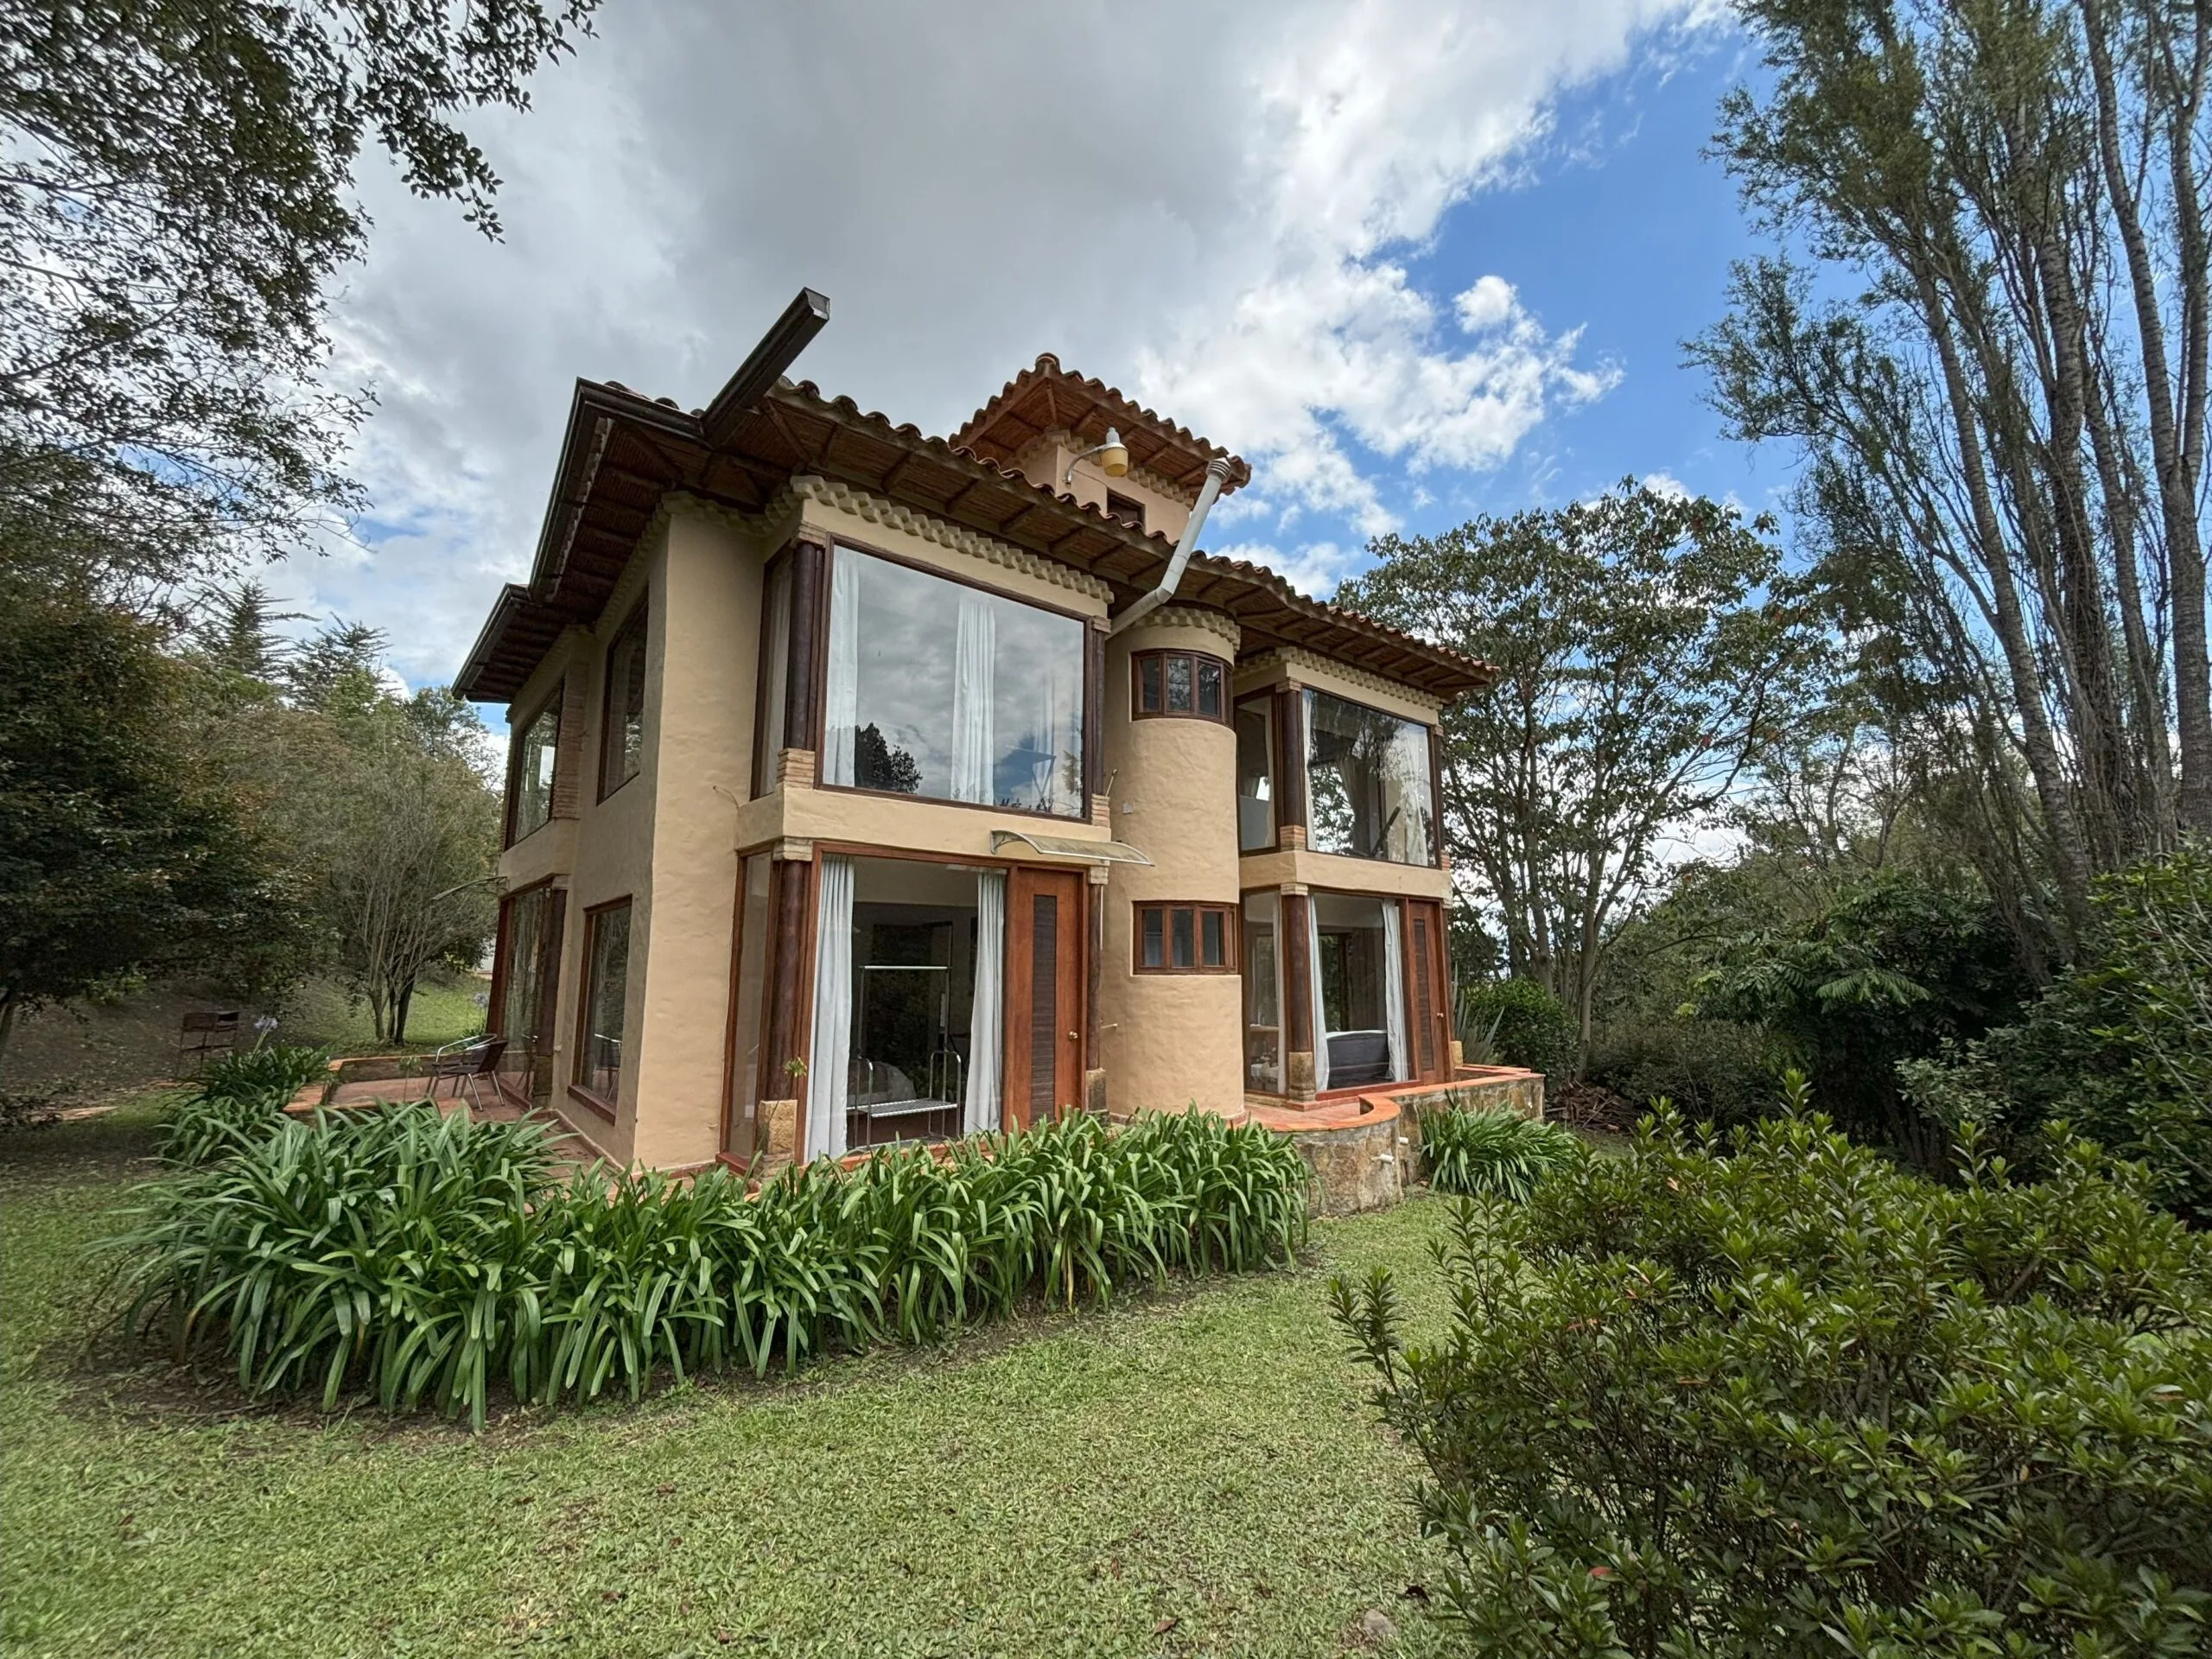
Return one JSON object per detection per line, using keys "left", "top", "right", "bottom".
{"left": 1641, "top": 469, "right": 1692, "bottom": 500}
{"left": 296, "top": 0, "right": 1711, "bottom": 685}
{"left": 1214, "top": 539, "right": 1360, "bottom": 599}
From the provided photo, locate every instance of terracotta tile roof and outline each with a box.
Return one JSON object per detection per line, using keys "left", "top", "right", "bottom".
{"left": 454, "top": 367, "right": 1489, "bottom": 705}
{"left": 950, "top": 353, "right": 1252, "bottom": 498}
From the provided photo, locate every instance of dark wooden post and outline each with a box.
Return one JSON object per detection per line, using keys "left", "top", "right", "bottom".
{"left": 784, "top": 535, "right": 829, "bottom": 753}
{"left": 760, "top": 855, "right": 813, "bottom": 1162}
{"left": 1083, "top": 620, "right": 1106, "bottom": 805}
{"left": 1274, "top": 684, "right": 1306, "bottom": 847}
{"left": 1084, "top": 875, "right": 1106, "bottom": 1115}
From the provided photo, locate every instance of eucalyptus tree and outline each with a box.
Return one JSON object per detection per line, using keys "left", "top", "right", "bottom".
{"left": 1694, "top": 0, "right": 2211, "bottom": 950}
{"left": 1338, "top": 486, "right": 1821, "bottom": 1051}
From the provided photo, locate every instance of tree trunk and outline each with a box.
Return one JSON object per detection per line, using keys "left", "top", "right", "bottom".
{"left": 392, "top": 977, "right": 416, "bottom": 1047}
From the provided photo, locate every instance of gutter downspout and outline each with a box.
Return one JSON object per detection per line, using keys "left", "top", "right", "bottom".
{"left": 1108, "top": 455, "right": 1235, "bottom": 636}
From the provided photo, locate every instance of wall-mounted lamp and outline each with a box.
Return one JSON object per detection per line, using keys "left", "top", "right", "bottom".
{"left": 1064, "top": 426, "right": 1129, "bottom": 485}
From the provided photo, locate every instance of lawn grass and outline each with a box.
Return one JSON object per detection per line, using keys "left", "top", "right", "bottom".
{"left": 0, "top": 1098, "right": 1460, "bottom": 1657}
{"left": 274, "top": 969, "right": 488, "bottom": 1056}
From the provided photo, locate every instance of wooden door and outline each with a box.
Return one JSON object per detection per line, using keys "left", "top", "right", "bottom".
{"left": 1004, "top": 867, "right": 1085, "bottom": 1130}
{"left": 1402, "top": 899, "right": 1451, "bottom": 1084}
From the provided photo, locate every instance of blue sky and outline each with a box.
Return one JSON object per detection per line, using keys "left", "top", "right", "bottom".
{"left": 273, "top": 2, "right": 1796, "bottom": 703}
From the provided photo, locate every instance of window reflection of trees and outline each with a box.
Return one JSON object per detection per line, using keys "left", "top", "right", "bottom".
{"left": 1304, "top": 690, "right": 1434, "bottom": 864}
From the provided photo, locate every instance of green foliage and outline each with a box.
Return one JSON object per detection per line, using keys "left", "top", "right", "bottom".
{"left": 1338, "top": 486, "right": 1823, "bottom": 1041}
{"left": 0, "top": 580, "right": 308, "bottom": 1063}
{"left": 109, "top": 1109, "right": 1310, "bottom": 1427}
{"left": 1417, "top": 1109, "right": 1582, "bottom": 1201}
{"left": 157, "top": 1045, "right": 330, "bottom": 1167}
{"left": 1904, "top": 843, "right": 2212, "bottom": 1220}
{"left": 1585, "top": 1016, "right": 1780, "bottom": 1126}
{"left": 1688, "top": 870, "right": 2029, "bottom": 1161}
{"left": 1461, "top": 978, "right": 1580, "bottom": 1080}
{"left": 1332, "top": 1102, "right": 2212, "bottom": 1656}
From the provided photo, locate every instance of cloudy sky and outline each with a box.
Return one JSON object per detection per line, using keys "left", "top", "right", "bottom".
{"left": 275, "top": 0, "right": 1779, "bottom": 697}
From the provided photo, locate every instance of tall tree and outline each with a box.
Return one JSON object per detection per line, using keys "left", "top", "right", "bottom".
{"left": 1338, "top": 486, "right": 1821, "bottom": 1052}
{"left": 1, "top": 0, "right": 598, "bottom": 594}
{"left": 1695, "top": 0, "right": 2212, "bottom": 950}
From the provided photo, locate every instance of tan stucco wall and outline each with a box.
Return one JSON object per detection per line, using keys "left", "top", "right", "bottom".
{"left": 1096, "top": 613, "right": 1246, "bottom": 1116}
{"left": 1005, "top": 434, "right": 1195, "bottom": 545}
{"left": 728, "top": 785, "right": 1110, "bottom": 863}
{"left": 626, "top": 504, "right": 764, "bottom": 1167}
{"left": 1237, "top": 848, "right": 1452, "bottom": 904}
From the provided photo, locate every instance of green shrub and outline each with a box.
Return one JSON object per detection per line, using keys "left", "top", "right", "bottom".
{"left": 196, "top": 1044, "right": 329, "bottom": 1101}
{"left": 1904, "top": 842, "right": 2212, "bottom": 1222}
{"left": 1419, "top": 1109, "right": 1582, "bottom": 1200}
{"left": 110, "top": 1106, "right": 1310, "bottom": 1426}
{"left": 1461, "top": 978, "right": 1579, "bottom": 1079}
{"left": 1332, "top": 1094, "right": 2212, "bottom": 1656}
{"left": 1688, "top": 870, "right": 2029, "bottom": 1164}
{"left": 158, "top": 1044, "right": 330, "bottom": 1167}
{"left": 1585, "top": 1015, "right": 1779, "bottom": 1125}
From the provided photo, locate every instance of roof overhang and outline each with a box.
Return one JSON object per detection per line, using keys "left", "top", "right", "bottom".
{"left": 454, "top": 371, "right": 1494, "bottom": 706}
{"left": 951, "top": 354, "right": 1252, "bottom": 499}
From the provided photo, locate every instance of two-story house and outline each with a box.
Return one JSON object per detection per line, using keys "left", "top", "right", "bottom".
{"left": 457, "top": 296, "right": 1490, "bottom": 1172}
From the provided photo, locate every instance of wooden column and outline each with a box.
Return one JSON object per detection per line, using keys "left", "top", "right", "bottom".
{"left": 1082, "top": 620, "right": 1106, "bottom": 805}
{"left": 1274, "top": 684, "right": 1307, "bottom": 847}
{"left": 784, "top": 535, "right": 829, "bottom": 752}
{"left": 760, "top": 855, "right": 814, "bottom": 1163}
{"left": 1282, "top": 888, "right": 1316, "bottom": 1101}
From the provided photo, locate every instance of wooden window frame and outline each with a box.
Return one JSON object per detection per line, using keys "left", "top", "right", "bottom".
{"left": 810, "top": 537, "right": 1095, "bottom": 823}
{"left": 1104, "top": 491, "right": 1146, "bottom": 532}
{"left": 569, "top": 895, "right": 632, "bottom": 1121}
{"left": 1130, "top": 648, "right": 1230, "bottom": 725}
{"left": 1132, "top": 900, "right": 1239, "bottom": 975}
{"left": 598, "top": 601, "right": 649, "bottom": 802}
{"left": 504, "top": 683, "right": 563, "bottom": 848}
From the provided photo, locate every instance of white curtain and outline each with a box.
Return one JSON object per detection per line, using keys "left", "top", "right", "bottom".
{"left": 963, "top": 870, "right": 1006, "bottom": 1134}
{"left": 822, "top": 553, "right": 860, "bottom": 785}
{"left": 1382, "top": 899, "right": 1411, "bottom": 1083}
{"left": 951, "top": 593, "right": 995, "bottom": 804}
{"left": 804, "top": 855, "right": 855, "bottom": 1161}
{"left": 1306, "top": 899, "right": 1332, "bottom": 1093}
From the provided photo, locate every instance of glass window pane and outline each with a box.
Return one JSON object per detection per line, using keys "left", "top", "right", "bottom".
{"left": 603, "top": 607, "right": 647, "bottom": 796}
{"left": 1172, "top": 908, "right": 1194, "bottom": 968}
{"left": 1242, "top": 893, "right": 1281, "bottom": 1092}
{"left": 1140, "top": 656, "right": 1161, "bottom": 712}
{"left": 830, "top": 549, "right": 1086, "bottom": 818}
{"left": 580, "top": 904, "right": 630, "bottom": 1099}
{"left": 1197, "top": 660, "right": 1224, "bottom": 718}
{"left": 1236, "top": 702, "right": 1274, "bottom": 852}
{"left": 728, "top": 856, "right": 772, "bottom": 1158}
{"left": 1166, "top": 655, "right": 1192, "bottom": 712}
{"left": 1201, "top": 909, "right": 1226, "bottom": 967}
{"left": 1304, "top": 690, "right": 1436, "bottom": 865}
{"left": 512, "top": 696, "right": 560, "bottom": 841}
{"left": 1141, "top": 908, "right": 1164, "bottom": 968}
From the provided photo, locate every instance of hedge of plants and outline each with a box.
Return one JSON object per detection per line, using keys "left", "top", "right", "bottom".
{"left": 157, "top": 1044, "right": 329, "bottom": 1167}
{"left": 1459, "top": 978, "right": 1580, "bottom": 1081}
{"left": 109, "top": 1104, "right": 1310, "bottom": 1427}
{"left": 1332, "top": 1082, "right": 2212, "bottom": 1656}
{"left": 1417, "top": 1107, "right": 1582, "bottom": 1201}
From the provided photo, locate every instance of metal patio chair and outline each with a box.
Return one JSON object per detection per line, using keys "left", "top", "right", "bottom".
{"left": 421, "top": 1035, "right": 507, "bottom": 1113}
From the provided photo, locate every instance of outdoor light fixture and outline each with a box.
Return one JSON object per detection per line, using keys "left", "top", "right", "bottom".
{"left": 1064, "top": 426, "right": 1129, "bottom": 484}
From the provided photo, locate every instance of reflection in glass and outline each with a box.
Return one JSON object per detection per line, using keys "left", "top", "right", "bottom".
{"left": 512, "top": 696, "right": 559, "bottom": 841}
{"left": 1304, "top": 690, "right": 1434, "bottom": 865}
{"left": 726, "top": 855, "right": 772, "bottom": 1158}
{"left": 1243, "top": 892, "right": 1281, "bottom": 1092}
{"left": 823, "top": 550, "right": 1085, "bottom": 817}
{"left": 578, "top": 902, "right": 630, "bottom": 1101}
{"left": 1235, "top": 700, "right": 1274, "bottom": 851}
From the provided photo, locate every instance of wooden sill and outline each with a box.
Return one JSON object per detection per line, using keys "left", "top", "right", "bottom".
{"left": 566, "top": 1084, "right": 619, "bottom": 1122}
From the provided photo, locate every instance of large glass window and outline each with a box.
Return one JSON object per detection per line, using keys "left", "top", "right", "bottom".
{"left": 823, "top": 549, "right": 1085, "bottom": 817}
{"left": 575, "top": 899, "right": 631, "bottom": 1106}
{"left": 508, "top": 691, "right": 561, "bottom": 843}
{"left": 601, "top": 603, "right": 648, "bottom": 798}
{"left": 1312, "top": 893, "right": 1402, "bottom": 1087}
{"left": 1242, "top": 892, "right": 1281, "bottom": 1093}
{"left": 1304, "top": 690, "right": 1435, "bottom": 865}
{"left": 496, "top": 883, "right": 560, "bottom": 1104}
{"left": 1235, "top": 698, "right": 1274, "bottom": 851}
